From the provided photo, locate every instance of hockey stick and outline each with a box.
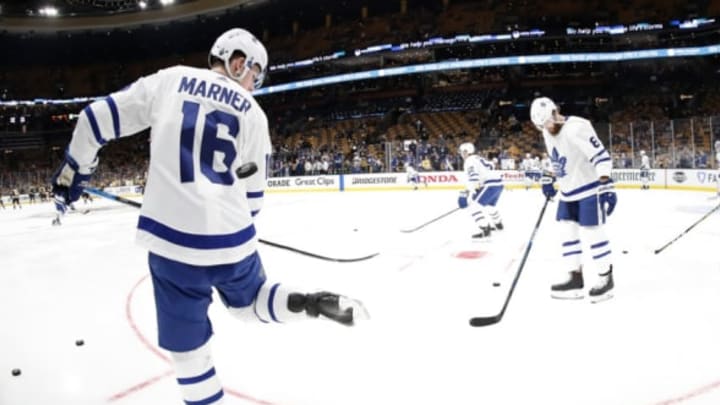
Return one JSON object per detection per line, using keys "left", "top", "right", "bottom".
{"left": 469, "top": 197, "right": 550, "bottom": 327}
{"left": 400, "top": 207, "right": 461, "bottom": 233}
{"left": 257, "top": 239, "right": 379, "bottom": 262}
{"left": 85, "top": 186, "right": 379, "bottom": 263}
{"left": 654, "top": 201, "right": 720, "bottom": 254}
{"left": 85, "top": 187, "right": 141, "bottom": 208}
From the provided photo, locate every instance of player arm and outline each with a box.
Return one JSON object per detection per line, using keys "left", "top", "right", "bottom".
{"left": 239, "top": 108, "right": 271, "bottom": 217}
{"left": 66, "top": 72, "right": 159, "bottom": 167}
{"left": 577, "top": 122, "right": 612, "bottom": 181}
{"left": 465, "top": 163, "right": 482, "bottom": 191}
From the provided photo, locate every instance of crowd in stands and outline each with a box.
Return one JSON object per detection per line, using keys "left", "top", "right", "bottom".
{"left": 2, "top": 0, "right": 720, "bottom": 196}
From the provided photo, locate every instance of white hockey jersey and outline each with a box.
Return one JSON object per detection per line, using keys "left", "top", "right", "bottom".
{"left": 463, "top": 154, "right": 502, "bottom": 191}
{"left": 65, "top": 65, "right": 272, "bottom": 265}
{"left": 640, "top": 155, "right": 650, "bottom": 170}
{"left": 542, "top": 116, "right": 611, "bottom": 201}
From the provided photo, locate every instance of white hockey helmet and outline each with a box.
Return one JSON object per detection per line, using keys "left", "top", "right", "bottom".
{"left": 209, "top": 28, "right": 268, "bottom": 89}
{"left": 640, "top": 150, "right": 646, "bottom": 155}
{"left": 530, "top": 97, "right": 558, "bottom": 131}
{"left": 458, "top": 142, "right": 475, "bottom": 157}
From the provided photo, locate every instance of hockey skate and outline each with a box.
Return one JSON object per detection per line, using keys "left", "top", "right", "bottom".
{"left": 589, "top": 267, "right": 614, "bottom": 303}
{"left": 551, "top": 270, "right": 584, "bottom": 299}
{"left": 51, "top": 217, "right": 61, "bottom": 226}
{"left": 287, "top": 291, "right": 369, "bottom": 326}
{"left": 472, "top": 225, "right": 492, "bottom": 240}
{"left": 492, "top": 222, "right": 504, "bottom": 231}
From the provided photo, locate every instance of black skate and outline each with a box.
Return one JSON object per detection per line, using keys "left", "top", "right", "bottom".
{"left": 589, "top": 267, "right": 614, "bottom": 303}
{"left": 287, "top": 292, "right": 369, "bottom": 326}
{"left": 472, "top": 226, "right": 492, "bottom": 240}
{"left": 493, "top": 222, "right": 504, "bottom": 231}
{"left": 51, "top": 217, "right": 61, "bottom": 226}
{"left": 551, "top": 270, "right": 584, "bottom": 299}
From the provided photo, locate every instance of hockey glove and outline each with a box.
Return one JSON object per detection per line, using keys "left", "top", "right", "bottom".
{"left": 51, "top": 153, "right": 98, "bottom": 204}
{"left": 540, "top": 175, "right": 557, "bottom": 199}
{"left": 458, "top": 190, "right": 469, "bottom": 209}
{"left": 598, "top": 180, "right": 617, "bottom": 216}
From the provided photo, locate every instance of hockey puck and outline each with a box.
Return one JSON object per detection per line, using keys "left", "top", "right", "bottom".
{"left": 492, "top": 282, "right": 501, "bottom": 287}
{"left": 235, "top": 162, "right": 258, "bottom": 179}
{"left": 75, "top": 339, "right": 84, "bottom": 346}
{"left": 11, "top": 368, "right": 21, "bottom": 377}
{"left": 622, "top": 250, "right": 628, "bottom": 254}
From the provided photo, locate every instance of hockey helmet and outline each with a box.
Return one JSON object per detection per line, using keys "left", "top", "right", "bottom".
{"left": 209, "top": 28, "right": 268, "bottom": 89}
{"left": 530, "top": 97, "right": 558, "bottom": 131}
{"left": 458, "top": 142, "right": 475, "bottom": 157}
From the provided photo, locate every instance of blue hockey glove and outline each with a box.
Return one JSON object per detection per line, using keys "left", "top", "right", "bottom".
{"left": 598, "top": 180, "right": 617, "bottom": 217}
{"left": 458, "top": 190, "right": 469, "bottom": 209}
{"left": 51, "top": 153, "right": 98, "bottom": 204}
{"left": 540, "top": 175, "right": 557, "bottom": 199}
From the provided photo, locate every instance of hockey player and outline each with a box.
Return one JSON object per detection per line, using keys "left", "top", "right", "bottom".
{"left": 0, "top": 191, "right": 5, "bottom": 209}
{"left": 520, "top": 153, "right": 538, "bottom": 190}
{"left": 540, "top": 152, "right": 552, "bottom": 173}
{"left": 639, "top": 150, "right": 651, "bottom": 190}
{"left": 10, "top": 189, "right": 21, "bottom": 209}
{"left": 530, "top": 97, "right": 617, "bottom": 303}
{"left": 457, "top": 142, "right": 504, "bottom": 239}
{"left": 50, "top": 28, "right": 368, "bottom": 405}
{"left": 405, "top": 162, "right": 427, "bottom": 190}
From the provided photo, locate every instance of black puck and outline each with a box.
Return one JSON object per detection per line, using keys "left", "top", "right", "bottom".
{"left": 75, "top": 339, "right": 84, "bottom": 346}
{"left": 235, "top": 162, "right": 258, "bottom": 179}
{"left": 492, "top": 282, "right": 501, "bottom": 287}
{"left": 11, "top": 368, "right": 21, "bottom": 376}
{"left": 622, "top": 250, "right": 628, "bottom": 254}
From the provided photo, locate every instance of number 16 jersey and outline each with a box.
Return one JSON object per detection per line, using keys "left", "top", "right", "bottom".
{"left": 66, "top": 66, "right": 272, "bottom": 265}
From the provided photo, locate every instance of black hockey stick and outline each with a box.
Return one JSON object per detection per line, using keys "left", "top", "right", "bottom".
{"left": 258, "top": 239, "right": 379, "bottom": 262}
{"left": 654, "top": 201, "right": 720, "bottom": 254}
{"left": 400, "top": 207, "right": 461, "bottom": 233}
{"left": 85, "top": 182, "right": 379, "bottom": 263}
{"left": 469, "top": 197, "right": 550, "bottom": 327}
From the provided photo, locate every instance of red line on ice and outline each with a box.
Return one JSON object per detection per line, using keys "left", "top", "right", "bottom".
{"left": 107, "top": 274, "right": 277, "bottom": 404}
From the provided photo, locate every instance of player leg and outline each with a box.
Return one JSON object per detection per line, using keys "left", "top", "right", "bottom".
{"left": 468, "top": 189, "right": 492, "bottom": 239}
{"left": 52, "top": 195, "right": 68, "bottom": 226}
{"left": 218, "top": 251, "right": 369, "bottom": 326}
{"left": 552, "top": 201, "right": 585, "bottom": 299}
{"left": 640, "top": 169, "right": 648, "bottom": 190}
{"left": 148, "top": 252, "right": 224, "bottom": 405}
{"left": 523, "top": 172, "right": 532, "bottom": 190}
{"left": 578, "top": 196, "right": 614, "bottom": 303}
{"left": 479, "top": 184, "right": 504, "bottom": 231}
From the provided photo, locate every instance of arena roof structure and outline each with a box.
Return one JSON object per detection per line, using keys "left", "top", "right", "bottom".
{"left": 0, "top": 0, "right": 263, "bottom": 32}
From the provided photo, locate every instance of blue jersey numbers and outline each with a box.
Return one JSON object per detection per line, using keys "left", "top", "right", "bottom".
{"left": 179, "top": 100, "right": 240, "bottom": 185}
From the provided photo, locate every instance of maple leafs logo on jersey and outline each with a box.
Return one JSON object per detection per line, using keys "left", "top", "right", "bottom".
{"left": 550, "top": 147, "right": 567, "bottom": 178}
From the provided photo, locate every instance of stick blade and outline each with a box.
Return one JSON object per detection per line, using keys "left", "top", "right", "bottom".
{"left": 469, "top": 315, "right": 501, "bottom": 327}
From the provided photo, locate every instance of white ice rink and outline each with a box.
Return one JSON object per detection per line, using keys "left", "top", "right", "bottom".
{"left": 1, "top": 187, "right": 719, "bottom": 405}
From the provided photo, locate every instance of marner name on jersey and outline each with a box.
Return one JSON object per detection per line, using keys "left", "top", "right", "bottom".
{"left": 178, "top": 76, "right": 252, "bottom": 113}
